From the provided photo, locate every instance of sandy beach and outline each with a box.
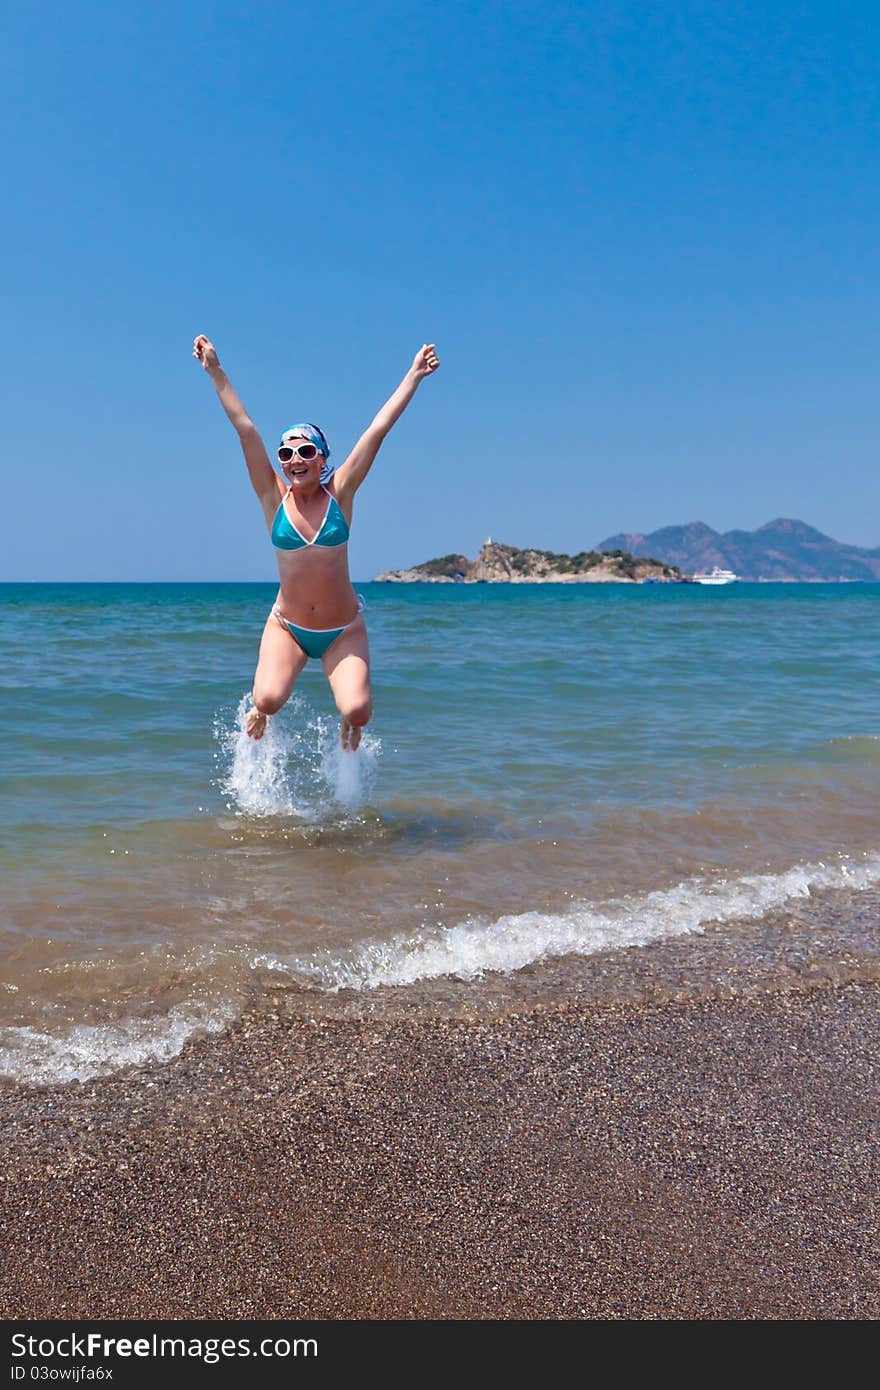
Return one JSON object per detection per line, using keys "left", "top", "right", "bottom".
{"left": 1, "top": 973, "right": 877, "bottom": 1321}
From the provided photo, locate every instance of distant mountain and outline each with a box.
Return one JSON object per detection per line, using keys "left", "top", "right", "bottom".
{"left": 597, "top": 518, "right": 880, "bottom": 581}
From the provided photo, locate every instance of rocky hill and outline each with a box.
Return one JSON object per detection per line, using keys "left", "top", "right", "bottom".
{"left": 374, "top": 541, "right": 683, "bottom": 583}
{"left": 597, "top": 518, "right": 880, "bottom": 581}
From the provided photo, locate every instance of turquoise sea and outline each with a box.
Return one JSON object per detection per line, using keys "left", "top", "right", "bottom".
{"left": 2, "top": 581, "right": 880, "bottom": 1084}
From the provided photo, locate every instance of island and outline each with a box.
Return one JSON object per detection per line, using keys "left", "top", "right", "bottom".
{"left": 374, "top": 540, "right": 685, "bottom": 584}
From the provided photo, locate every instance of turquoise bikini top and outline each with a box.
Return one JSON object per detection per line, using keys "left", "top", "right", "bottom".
{"left": 271, "top": 487, "right": 350, "bottom": 552}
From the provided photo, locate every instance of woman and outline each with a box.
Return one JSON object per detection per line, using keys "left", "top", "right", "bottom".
{"left": 193, "top": 335, "right": 440, "bottom": 748}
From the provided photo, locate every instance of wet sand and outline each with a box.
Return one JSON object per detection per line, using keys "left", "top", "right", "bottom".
{"left": 1, "top": 977, "right": 878, "bottom": 1320}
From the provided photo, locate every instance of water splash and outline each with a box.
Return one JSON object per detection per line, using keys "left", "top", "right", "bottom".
{"left": 213, "top": 694, "right": 305, "bottom": 816}
{"left": 213, "top": 693, "right": 381, "bottom": 819}
{"left": 320, "top": 729, "right": 381, "bottom": 813}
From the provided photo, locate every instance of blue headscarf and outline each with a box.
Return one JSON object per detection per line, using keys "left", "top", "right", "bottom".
{"left": 279, "top": 423, "right": 333, "bottom": 483}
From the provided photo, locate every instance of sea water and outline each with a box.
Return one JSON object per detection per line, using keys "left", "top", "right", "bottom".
{"left": 2, "top": 581, "right": 879, "bottom": 1083}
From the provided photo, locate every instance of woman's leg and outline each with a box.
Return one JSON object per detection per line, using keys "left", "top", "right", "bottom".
{"left": 322, "top": 615, "right": 371, "bottom": 750}
{"left": 247, "top": 612, "right": 309, "bottom": 739}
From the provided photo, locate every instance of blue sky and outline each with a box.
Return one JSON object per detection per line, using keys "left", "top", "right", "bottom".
{"left": 2, "top": 1, "right": 879, "bottom": 580}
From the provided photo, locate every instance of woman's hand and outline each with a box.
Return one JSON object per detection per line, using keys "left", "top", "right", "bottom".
{"left": 193, "top": 334, "right": 220, "bottom": 371}
{"left": 410, "top": 343, "right": 440, "bottom": 380}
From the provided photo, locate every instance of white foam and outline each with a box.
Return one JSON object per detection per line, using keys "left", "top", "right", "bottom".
{"left": 214, "top": 694, "right": 381, "bottom": 819}
{"left": 255, "top": 853, "right": 880, "bottom": 992}
{"left": 320, "top": 731, "right": 380, "bottom": 812}
{"left": 0, "top": 1003, "right": 232, "bottom": 1087}
{"left": 214, "top": 694, "right": 304, "bottom": 816}
{"left": 9, "top": 853, "right": 880, "bottom": 1086}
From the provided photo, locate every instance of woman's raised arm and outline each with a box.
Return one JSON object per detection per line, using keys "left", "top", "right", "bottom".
{"left": 193, "top": 335, "right": 277, "bottom": 503}
{"left": 333, "top": 344, "right": 440, "bottom": 497}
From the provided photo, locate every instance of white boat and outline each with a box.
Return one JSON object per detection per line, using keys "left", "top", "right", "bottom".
{"left": 692, "top": 566, "right": 738, "bottom": 585}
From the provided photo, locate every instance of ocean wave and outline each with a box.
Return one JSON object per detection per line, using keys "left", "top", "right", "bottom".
{"left": 0, "top": 1002, "right": 233, "bottom": 1087}
{"left": 9, "top": 853, "right": 880, "bottom": 1086}
{"left": 818, "top": 734, "right": 880, "bottom": 763}
{"left": 254, "top": 853, "right": 880, "bottom": 991}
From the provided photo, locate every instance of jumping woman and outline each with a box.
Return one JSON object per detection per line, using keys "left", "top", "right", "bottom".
{"left": 193, "top": 335, "right": 440, "bottom": 748}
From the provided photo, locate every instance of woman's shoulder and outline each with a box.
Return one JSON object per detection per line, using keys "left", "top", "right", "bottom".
{"left": 259, "top": 476, "right": 286, "bottom": 531}
{"left": 326, "top": 477, "right": 353, "bottom": 523}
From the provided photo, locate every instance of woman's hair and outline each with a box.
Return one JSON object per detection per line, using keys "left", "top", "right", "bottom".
{"left": 279, "top": 422, "right": 333, "bottom": 481}
{"left": 279, "top": 422, "right": 331, "bottom": 458}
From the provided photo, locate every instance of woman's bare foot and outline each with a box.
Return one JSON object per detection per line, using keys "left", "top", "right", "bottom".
{"left": 340, "top": 718, "right": 362, "bottom": 751}
{"left": 246, "top": 707, "right": 268, "bottom": 740}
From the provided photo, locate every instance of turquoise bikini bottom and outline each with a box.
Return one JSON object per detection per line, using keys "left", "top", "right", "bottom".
{"left": 272, "top": 595, "right": 366, "bottom": 660}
